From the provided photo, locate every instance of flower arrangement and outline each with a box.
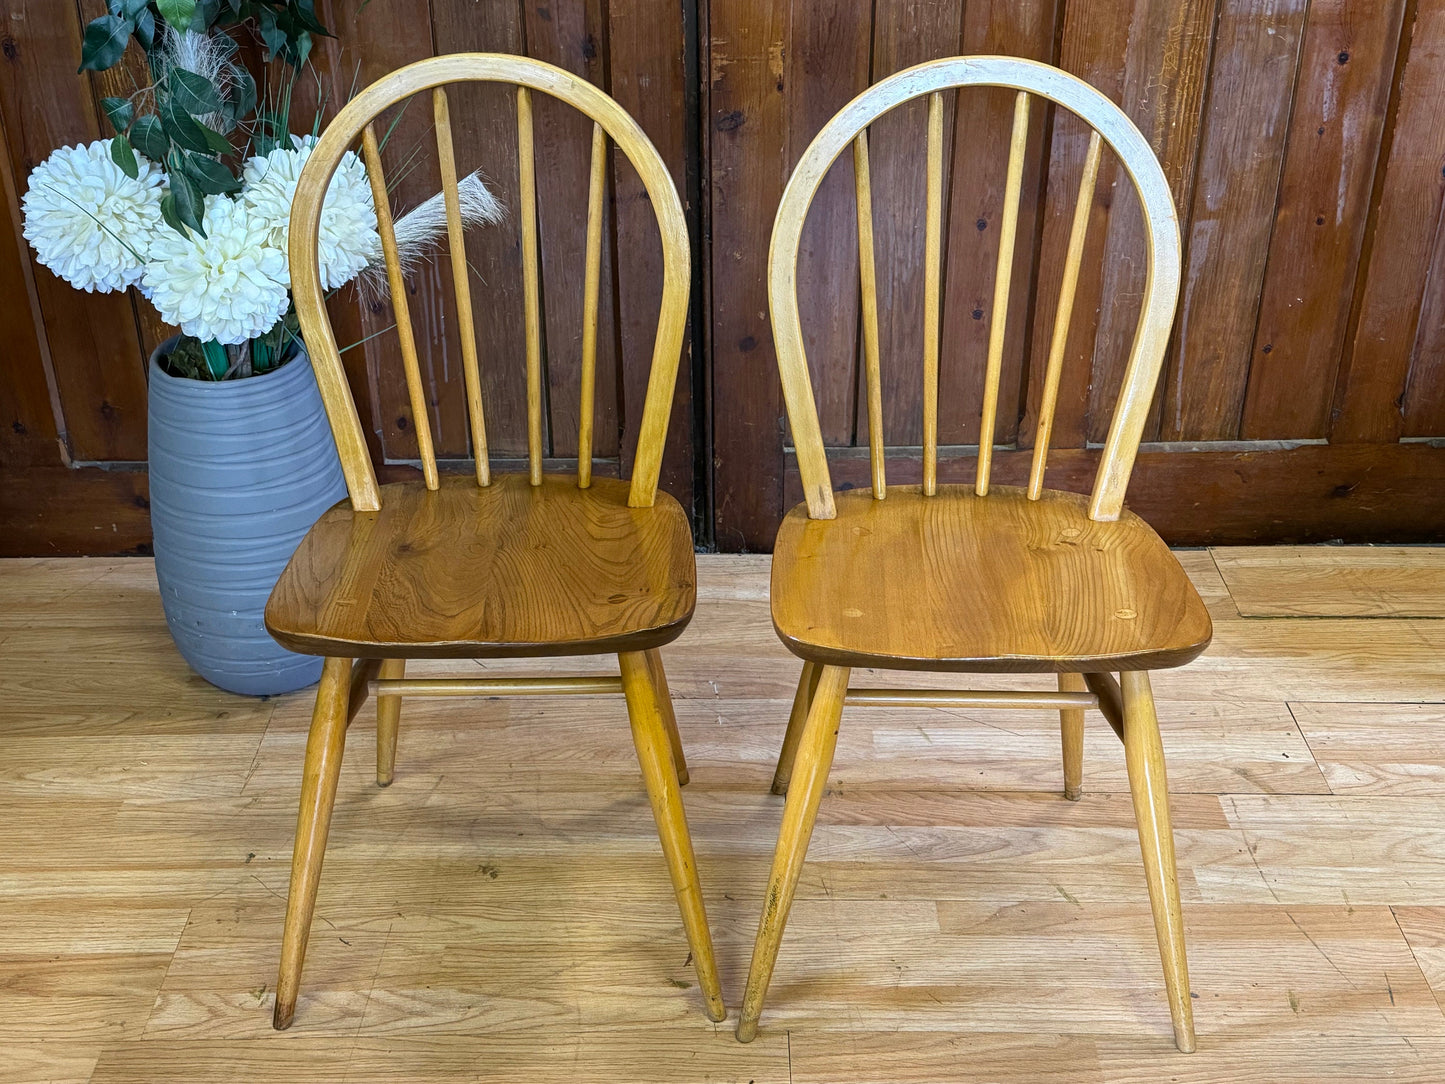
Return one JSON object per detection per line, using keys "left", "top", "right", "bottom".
{"left": 23, "top": 2, "right": 503, "bottom": 380}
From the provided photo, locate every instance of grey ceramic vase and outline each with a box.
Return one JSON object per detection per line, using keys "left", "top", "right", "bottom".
{"left": 147, "top": 339, "right": 347, "bottom": 696}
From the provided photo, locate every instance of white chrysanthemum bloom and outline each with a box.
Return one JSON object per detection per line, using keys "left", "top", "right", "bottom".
{"left": 21, "top": 140, "right": 165, "bottom": 293}
{"left": 142, "top": 195, "right": 290, "bottom": 345}
{"left": 242, "top": 134, "right": 377, "bottom": 290}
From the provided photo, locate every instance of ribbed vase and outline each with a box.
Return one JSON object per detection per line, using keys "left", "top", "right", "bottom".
{"left": 147, "top": 341, "right": 347, "bottom": 696}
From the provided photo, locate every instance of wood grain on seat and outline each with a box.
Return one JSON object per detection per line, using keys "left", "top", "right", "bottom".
{"left": 771, "top": 485, "right": 1212, "bottom": 673}
{"left": 266, "top": 474, "right": 696, "bottom": 659}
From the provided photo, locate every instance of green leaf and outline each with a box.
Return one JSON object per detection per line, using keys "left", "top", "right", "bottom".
{"left": 100, "top": 96, "right": 134, "bottom": 135}
{"left": 201, "top": 339, "right": 229, "bottom": 379}
{"left": 228, "top": 63, "right": 257, "bottom": 120}
{"left": 130, "top": 114, "right": 169, "bottom": 161}
{"left": 159, "top": 191, "right": 190, "bottom": 237}
{"left": 78, "top": 15, "right": 131, "bottom": 72}
{"left": 155, "top": 0, "right": 197, "bottom": 30}
{"left": 160, "top": 335, "right": 209, "bottom": 379}
{"left": 168, "top": 68, "right": 223, "bottom": 116}
{"left": 109, "top": 132, "right": 139, "bottom": 179}
{"left": 192, "top": 0, "right": 221, "bottom": 30}
{"left": 255, "top": 8, "right": 286, "bottom": 59}
{"left": 180, "top": 152, "right": 241, "bottom": 195}
{"left": 131, "top": 8, "right": 157, "bottom": 49}
{"left": 289, "top": 0, "right": 328, "bottom": 36}
{"left": 289, "top": 30, "right": 312, "bottom": 68}
{"left": 159, "top": 94, "right": 212, "bottom": 153}
{"left": 199, "top": 121, "right": 234, "bottom": 156}
{"left": 167, "top": 164, "right": 206, "bottom": 235}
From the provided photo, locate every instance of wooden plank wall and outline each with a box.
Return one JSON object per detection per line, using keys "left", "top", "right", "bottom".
{"left": 709, "top": 0, "right": 1445, "bottom": 550}
{"left": 5, "top": 1, "right": 1445, "bottom": 554}
{"left": 0, "top": 0, "right": 696, "bottom": 555}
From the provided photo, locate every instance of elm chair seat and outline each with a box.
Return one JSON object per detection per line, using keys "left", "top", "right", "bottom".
{"left": 771, "top": 485, "right": 1211, "bottom": 673}
{"left": 267, "top": 475, "right": 696, "bottom": 659}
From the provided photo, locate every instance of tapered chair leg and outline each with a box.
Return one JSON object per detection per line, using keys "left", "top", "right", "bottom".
{"left": 645, "top": 648, "right": 689, "bottom": 786}
{"left": 375, "top": 658, "right": 405, "bottom": 786}
{"left": 618, "top": 650, "right": 725, "bottom": 1022}
{"left": 274, "top": 656, "right": 353, "bottom": 1030}
{"left": 738, "top": 663, "right": 850, "bottom": 1043}
{"left": 1059, "top": 672, "right": 1086, "bottom": 801}
{"left": 771, "top": 660, "right": 821, "bottom": 796}
{"left": 1120, "top": 669, "right": 1196, "bottom": 1053}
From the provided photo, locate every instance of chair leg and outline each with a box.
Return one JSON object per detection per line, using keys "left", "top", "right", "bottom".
{"left": 1120, "top": 670, "right": 1196, "bottom": 1053}
{"left": 738, "top": 664, "right": 850, "bottom": 1043}
{"left": 618, "top": 650, "right": 726, "bottom": 1022}
{"left": 645, "top": 648, "right": 689, "bottom": 786}
{"left": 274, "top": 656, "right": 353, "bottom": 1030}
{"left": 771, "top": 660, "right": 821, "bottom": 796}
{"left": 375, "top": 658, "right": 405, "bottom": 786}
{"left": 1059, "top": 672, "right": 1086, "bottom": 801}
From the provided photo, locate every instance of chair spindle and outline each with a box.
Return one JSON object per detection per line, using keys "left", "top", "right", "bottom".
{"left": 578, "top": 121, "right": 606, "bottom": 489}
{"left": 361, "top": 122, "right": 439, "bottom": 490}
{"left": 433, "top": 88, "right": 490, "bottom": 486}
{"left": 976, "top": 90, "right": 1030, "bottom": 497}
{"left": 1029, "top": 129, "right": 1102, "bottom": 499}
{"left": 517, "top": 87, "right": 544, "bottom": 486}
{"left": 854, "top": 132, "right": 885, "bottom": 499}
{"left": 923, "top": 92, "right": 944, "bottom": 497}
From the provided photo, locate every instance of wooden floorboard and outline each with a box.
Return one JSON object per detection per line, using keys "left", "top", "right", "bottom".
{"left": 1212, "top": 545, "right": 1445, "bottom": 616}
{"left": 1, "top": 550, "right": 1444, "bottom": 1081}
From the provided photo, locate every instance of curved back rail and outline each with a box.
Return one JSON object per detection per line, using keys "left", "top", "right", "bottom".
{"left": 290, "top": 54, "right": 691, "bottom": 512}
{"left": 770, "top": 56, "right": 1180, "bottom": 521}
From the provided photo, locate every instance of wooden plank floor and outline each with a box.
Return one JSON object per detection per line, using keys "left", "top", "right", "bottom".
{"left": 3, "top": 549, "right": 1445, "bottom": 1082}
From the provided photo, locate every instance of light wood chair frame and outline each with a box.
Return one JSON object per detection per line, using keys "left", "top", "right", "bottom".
{"left": 739, "top": 57, "right": 1197, "bottom": 1051}
{"left": 273, "top": 54, "right": 722, "bottom": 1030}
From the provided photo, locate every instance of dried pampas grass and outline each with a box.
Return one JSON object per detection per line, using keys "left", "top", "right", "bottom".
{"left": 355, "top": 171, "right": 506, "bottom": 300}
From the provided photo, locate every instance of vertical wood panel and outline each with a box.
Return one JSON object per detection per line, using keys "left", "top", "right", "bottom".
{"left": 938, "top": 0, "right": 1058, "bottom": 447}
{"left": 1019, "top": 0, "right": 1134, "bottom": 452}
{"left": 609, "top": 0, "right": 695, "bottom": 512}
{"left": 1158, "top": 0, "right": 1308, "bottom": 441}
{"left": 423, "top": 0, "right": 533, "bottom": 457}
{"left": 1083, "top": 0, "right": 1214, "bottom": 445}
{"left": 1331, "top": 0, "right": 1445, "bottom": 443}
{"left": 1402, "top": 199, "right": 1445, "bottom": 435}
{"left": 328, "top": 1, "right": 472, "bottom": 462}
{"left": 0, "top": 0, "right": 148, "bottom": 461}
{"left": 785, "top": 0, "right": 872, "bottom": 447}
{"left": 0, "top": 97, "right": 59, "bottom": 470}
{"left": 524, "top": 0, "right": 620, "bottom": 460}
{"left": 708, "top": 0, "right": 789, "bottom": 549}
{"left": 1240, "top": 0, "right": 1408, "bottom": 438}
{"left": 301, "top": 4, "right": 384, "bottom": 465}
{"left": 865, "top": 1, "right": 965, "bottom": 449}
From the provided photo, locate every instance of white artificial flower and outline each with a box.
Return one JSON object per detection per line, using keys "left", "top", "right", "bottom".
{"left": 21, "top": 139, "right": 165, "bottom": 293}
{"left": 242, "top": 134, "right": 377, "bottom": 290}
{"left": 142, "top": 195, "right": 289, "bottom": 345}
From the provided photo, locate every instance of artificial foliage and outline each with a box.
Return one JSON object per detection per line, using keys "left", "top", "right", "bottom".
{"left": 80, "top": 0, "right": 329, "bottom": 241}
{"left": 25, "top": 2, "right": 504, "bottom": 381}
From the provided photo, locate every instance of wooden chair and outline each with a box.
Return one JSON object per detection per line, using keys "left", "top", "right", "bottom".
{"left": 264, "top": 54, "right": 723, "bottom": 1030}
{"left": 737, "top": 57, "right": 1212, "bottom": 1051}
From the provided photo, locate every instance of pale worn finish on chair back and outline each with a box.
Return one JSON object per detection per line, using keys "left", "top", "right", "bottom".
{"left": 771, "top": 56, "right": 1180, "bottom": 522}
{"left": 290, "top": 54, "right": 690, "bottom": 513}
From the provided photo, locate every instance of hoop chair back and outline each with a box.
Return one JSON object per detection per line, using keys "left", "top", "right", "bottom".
{"left": 290, "top": 53, "right": 689, "bottom": 513}
{"left": 770, "top": 55, "right": 1181, "bottom": 523}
